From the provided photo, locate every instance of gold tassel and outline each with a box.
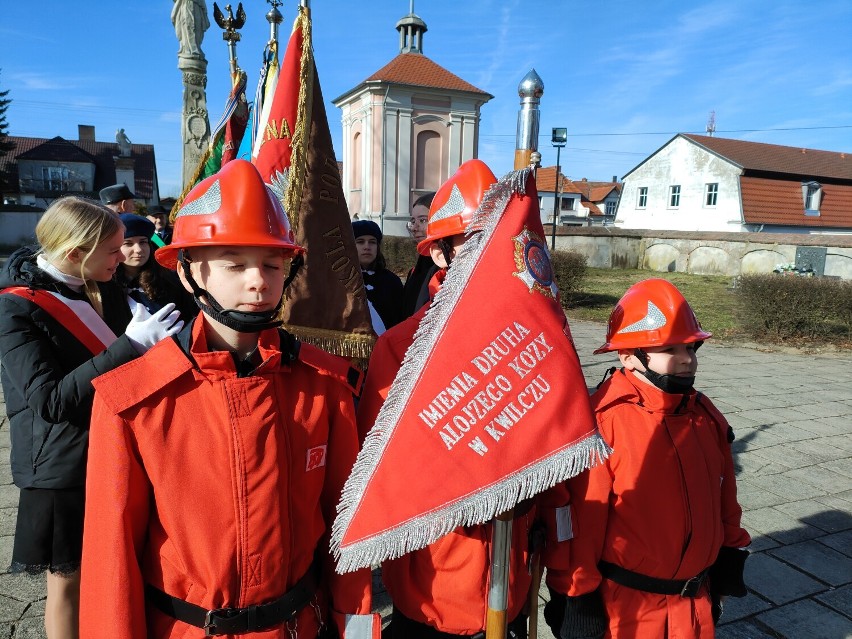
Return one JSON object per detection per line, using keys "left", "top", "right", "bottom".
{"left": 283, "top": 323, "right": 375, "bottom": 360}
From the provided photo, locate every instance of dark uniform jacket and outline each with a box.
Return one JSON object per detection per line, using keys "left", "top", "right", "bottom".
{"left": 363, "top": 267, "right": 404, "bottom": 330}
{"left": 0, "top": 246, "right": 139, "bottom": 488}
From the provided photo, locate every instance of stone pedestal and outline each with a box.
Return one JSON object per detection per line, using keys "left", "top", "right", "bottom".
{"left": 179, "top": 56, "right": 210, "bottom": 189}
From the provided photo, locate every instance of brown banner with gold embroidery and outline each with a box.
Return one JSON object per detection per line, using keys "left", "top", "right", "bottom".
{"left": 253, "top": 7, "right": 375, "bottom": 359}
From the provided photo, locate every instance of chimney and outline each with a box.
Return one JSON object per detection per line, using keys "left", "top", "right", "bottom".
{"left": 612, "top": 175, "right": 617, "bottom": 183}
{"left": 78, "top": 125, "right": 95, "bottom": 141}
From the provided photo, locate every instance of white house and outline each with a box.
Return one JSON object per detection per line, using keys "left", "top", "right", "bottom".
{"left": 616, "top": 134, "right": 852, "bottom": 234}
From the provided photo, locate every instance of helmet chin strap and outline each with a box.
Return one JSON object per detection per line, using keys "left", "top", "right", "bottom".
{"left": 178, "top": 250, "right": 303, "bottom": 334}
{"left": 633, "top": 348, "right": 695, "bottom": 394}
{"left": 436, "top": 239, "right": 455, "bottom": 268}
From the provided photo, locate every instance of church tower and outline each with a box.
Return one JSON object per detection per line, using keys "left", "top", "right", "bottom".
{"left": 333, "top": 8, "right": 492, "bottom": 235}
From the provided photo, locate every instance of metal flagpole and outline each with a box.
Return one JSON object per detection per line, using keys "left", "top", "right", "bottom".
{"left": 514, "top": 69, "right": 543, "bottom": 171}
{"left": 485, "top": 69, "right": 544, "bottom": 639}
{"left": 517, "top": 69, "right": 544, "bottom": 639}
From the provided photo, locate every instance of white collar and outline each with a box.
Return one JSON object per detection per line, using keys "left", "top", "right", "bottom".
{"left": 36, "top": 254, "right": 86, "bottom": 292}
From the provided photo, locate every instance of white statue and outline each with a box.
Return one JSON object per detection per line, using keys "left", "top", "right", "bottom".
{"left": 116, "top": 128, "right": 132, "bottom": 157}
{"left": 171, "top": 0, "right": 210, "bottom": 59}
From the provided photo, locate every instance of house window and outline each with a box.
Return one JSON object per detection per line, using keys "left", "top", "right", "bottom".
{"left": 669, "top": 185, "right": 681, "bottom": 208}
{"left": 637, "top": 187, "right": 648, "bottom": 208}
{"left": 705, "top": 183, "right": 718, "bottom": 207}
{"left": 560, "top": 197, "right": 574, "bottom": 211}
{"left": 605, "top": 200, "right": 617, "bottom": 215}
{"left": 802, "top": 181, "right": 821, "bottom": 215}
{"left": 42, "top": 166, "right": 68, "bottom": 192}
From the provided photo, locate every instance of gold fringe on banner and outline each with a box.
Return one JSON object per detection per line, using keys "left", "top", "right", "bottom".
{"left": 283, "top": 323, "right": 375, "bottom": 362}
{"left": 283, "top": 7, "right": 313, "bottom": 234}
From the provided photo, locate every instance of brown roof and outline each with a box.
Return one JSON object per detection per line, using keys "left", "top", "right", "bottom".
{"left": 537, "top": 167, "right": 621, "bottom": 202}
{"left": 589, "top": 184, "right": 619, "bottom": 201}
{"left": 362, "top": 53, "right": 492, "bottom": 97}
{"left": 0, "top": 135, "right": 157, "bottom": 200}
{"left": 682, "top": 134, "right": 852, "bottom": 180}
{"left": 740, "top": 176, "right": 852, "bottom": 228}
{"left": 536, "top": 166, "right": 567, "bottom": 193}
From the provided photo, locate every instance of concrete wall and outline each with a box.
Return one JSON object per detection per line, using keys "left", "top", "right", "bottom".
{"left": 552, "top": 227, "right": 852, "bottom": 279}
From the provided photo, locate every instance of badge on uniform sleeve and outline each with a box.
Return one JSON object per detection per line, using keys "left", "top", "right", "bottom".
{"left": 306, "top": 445, "right": 327, "bottom": 471}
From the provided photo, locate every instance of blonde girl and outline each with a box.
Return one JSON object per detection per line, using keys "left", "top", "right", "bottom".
{"left": 0, "top": 196, "right": 182, "bottom": 639}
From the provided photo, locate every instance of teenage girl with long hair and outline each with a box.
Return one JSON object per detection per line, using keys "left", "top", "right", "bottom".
{"left": 116, "top": 213, "right": 197, "bottom": 322}
{"left": 0, "top": 196, "right": 183, "bottom": 638}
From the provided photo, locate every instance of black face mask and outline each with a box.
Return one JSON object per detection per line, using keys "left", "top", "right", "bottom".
{"left": 634, "top": 347, "right": 697, "bottom": 394}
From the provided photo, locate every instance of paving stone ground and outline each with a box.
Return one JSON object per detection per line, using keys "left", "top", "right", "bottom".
{"left": 2, "top": 319, "right": 851, "bottom": 638}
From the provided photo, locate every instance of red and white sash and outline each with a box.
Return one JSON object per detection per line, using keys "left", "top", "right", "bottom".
{"left": 1, "top": 287, "right": 117, "bottom": 355}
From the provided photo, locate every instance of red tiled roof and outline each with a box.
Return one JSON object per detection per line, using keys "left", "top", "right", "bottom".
{"left": 589, "top": 185, "right": 618, "bottom": 201}
{"left": 536, "top": 166, "right": 567, "bottom": 193}
{"left": 563, "top": 179, "right": 588, "bottom": 197}
{"left": 740, "top": 176, "right": 852, "bottom": 227}
{"left": 0, "top": 135, "right": 157, "bottom": 200}
{"left": 363, "top": 53, "right": 492, "bottom": 97}
{"left": 682, "top": 134, "right": 852, "bottom": 180}
{"left": 537, "top": 167, "right": 621, "bottom": 202}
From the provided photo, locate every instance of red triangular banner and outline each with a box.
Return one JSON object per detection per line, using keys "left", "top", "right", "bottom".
{"left": 332, "top": 168, "right": 610, "bottom": 573}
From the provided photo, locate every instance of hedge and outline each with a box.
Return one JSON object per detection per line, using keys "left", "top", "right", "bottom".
{"left": 736, "top": 274, "right": 852, "bottom": 340}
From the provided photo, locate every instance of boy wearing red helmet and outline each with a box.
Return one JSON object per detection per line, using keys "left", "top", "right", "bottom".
{"left": 80, "top": 160, "right": 378, "bottom": 638}
{"left": 357, "top": 159, "right": 575, "bottom": 638}
{"left": 547, "top": 279, "right": 750, "bottom": 639}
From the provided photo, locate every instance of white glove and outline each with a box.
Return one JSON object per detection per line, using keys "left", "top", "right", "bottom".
{"left": 124, "top": 302, "right": 184, "bottom": 354}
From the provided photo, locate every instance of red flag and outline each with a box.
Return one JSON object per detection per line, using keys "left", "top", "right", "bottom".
{"left": 332, "top": 168, "right": 610, "bottom": 573}
{"left": 254, "top": 7, "right": 374, "bottom": 359}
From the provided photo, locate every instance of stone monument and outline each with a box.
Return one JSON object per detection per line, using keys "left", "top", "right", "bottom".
{"left": 172, "top": 0, "right": 211, "bottom": 188}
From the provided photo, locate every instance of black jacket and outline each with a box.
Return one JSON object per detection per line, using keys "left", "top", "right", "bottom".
{"left": 363, "top": 267, "right": 404, "bottom": 330}
{"left": 0, "top": 246, "right": 139, "bottom": 489}
{"left": 400, "top": 254, "right": 439, "bottom": 319}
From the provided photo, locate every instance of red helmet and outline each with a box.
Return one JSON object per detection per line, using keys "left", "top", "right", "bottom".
{"left": 156, "top": 159, "right": 304, "bottom": 269}
{"left": 416, "top": 159, "right": 497, "bottom": 256}
{"left": 594, "top": 278, "right": 711, "bottom": 354}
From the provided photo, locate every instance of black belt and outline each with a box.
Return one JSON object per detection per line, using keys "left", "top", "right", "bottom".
{"left": 145, "top": 562, "right": 319, "bottom": 636}
{"left": 599, "top": 561, "right": 707, "bottom": 598}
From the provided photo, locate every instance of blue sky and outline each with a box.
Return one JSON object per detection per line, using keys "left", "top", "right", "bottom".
{"left": 4, "top": 1, "right": 852, "bottom": 198}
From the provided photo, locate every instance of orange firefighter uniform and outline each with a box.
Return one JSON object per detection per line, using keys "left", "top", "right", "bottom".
{"left": 357, "top": 272, "right": 574, "bottom": 636}
{"left": 566, "top": 367, "right": 750, "bottom": 638}
{"left": 80, "top": 317, "right": 377, "bottom": 638}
